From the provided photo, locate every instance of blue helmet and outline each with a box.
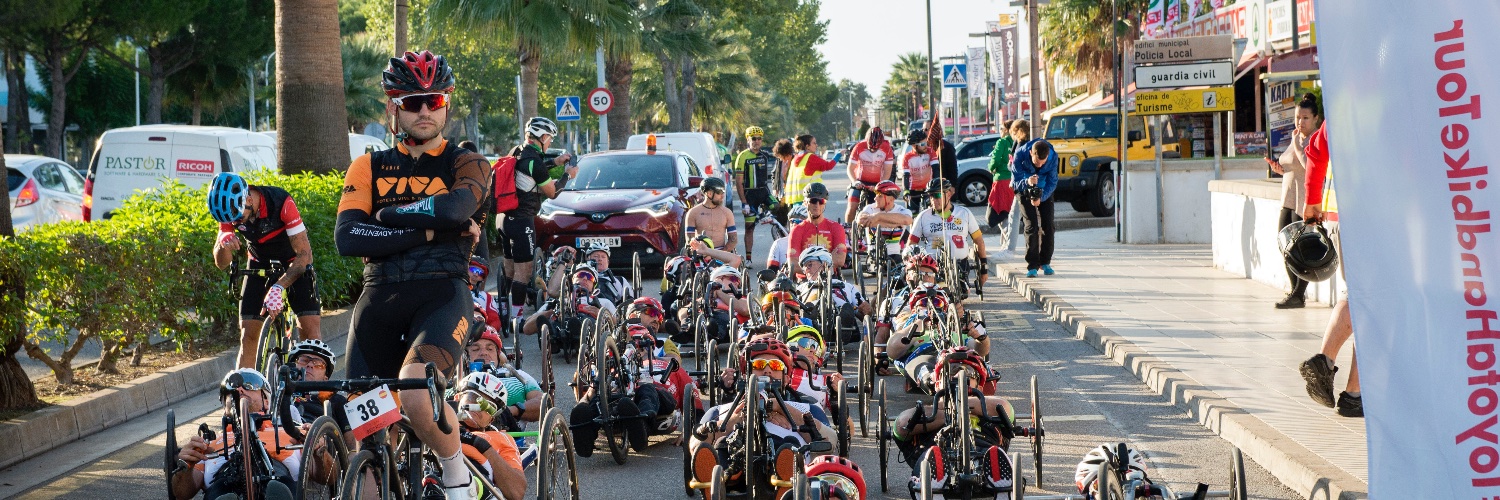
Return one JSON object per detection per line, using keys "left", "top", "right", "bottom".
{"left": 208, "top": 173, "right": 249, "bottom": 224}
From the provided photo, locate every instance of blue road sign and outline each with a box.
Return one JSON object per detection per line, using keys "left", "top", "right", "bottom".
{"left": 555, "top": 96, "right": 581, "bottom": 121}
{"left": 942, "top": 64, "right": 968, "bottom": 88}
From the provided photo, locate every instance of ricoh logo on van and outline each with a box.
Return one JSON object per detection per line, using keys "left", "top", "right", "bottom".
{"left": 176, "top": 159, "right": 215, "bottom": 174}
{"left": 103, "top": 156, "right": 167, "bottom": 170}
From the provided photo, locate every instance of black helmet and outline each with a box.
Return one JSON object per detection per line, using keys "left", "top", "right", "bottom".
{"left": 702, "top": 177, "right": 726, "bottom": 193}
{"left": 1279, "top": 220, "right": 1339, "bottom": 282}
{"left": 906, "top": 130, "right": 927, "bottom": 145}
{"left": 803, "top": 182, "right": 829, "bottom": 200}
{"left": 382, "top": 51, "right": 455, "bottom": 97}
{"left": 771, "top": 276, "right": 798, "bottom": 293}
{"left": 925, "top": 178, "right": 953, "bottom": 195}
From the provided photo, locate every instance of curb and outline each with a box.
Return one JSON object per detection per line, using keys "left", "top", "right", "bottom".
{"left": 996, "top": 268, "right": 1369, "bottom": 500}
{"left": 0, "top": 308, "right": 352, "bottom": 471}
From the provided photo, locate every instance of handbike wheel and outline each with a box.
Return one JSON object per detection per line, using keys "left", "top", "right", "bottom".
{"left": 538, "top": 407, "right": 582, "bottom": 500}
{"left": 1008, "top": 451, "right": 1026, "bottom": 500}
{"left": 1230, "top": 446, "right": 1248, "bottom": 500}
{"left": 709, "top": 464, "right": 727, "bottom": 500}
{"left": 238, "top": 397, "right": 258, "bottom": 500}
{"left": 299, "top": 416, "right": 349, "bottom": 500}
{"left": 856, "top": 339, "right": 869, "bottom": 438}
{"left": 597, "top": 337, "right": 628, "bottom": 465}
{"left": 164, "top": 409, "right": 178, "bottom": 500}
{"left": 877, "top": 379, "right": 888, "bottom": 493}
{"left": 836, "top": 383, "right": 850, "bottom": 457}
{"left": 706, "top": 339, "right": 721, "bottom": 406}
{"left": 633, "top": 252, "right": 642, "bottom": 293}
{"left": 540, "top": 328, "right": 556, "bottom": 402}
{"left": 1031, "top": 374, "right": 1044, "bottom": 489}
{"left": 1096, "top": 447, "right": 1122, "bottom": 500}
{"left": 918, "top": 448, "right": 933, "bottom": 500}
{"left": 511, "top": 317, "right": 524, "bottom": 370}
{"left": 834, "top": 315, "right": 845, "bottom": 373}
{"left": 681, "top": 385, "right": 699, "bottom": 497}
{"left": 339, "top": 449, "right": 385, "bottom": 500}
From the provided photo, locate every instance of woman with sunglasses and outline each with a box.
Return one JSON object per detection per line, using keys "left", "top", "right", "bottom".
{"left": 208, "top": 172, "right": 323, "bottom": 370}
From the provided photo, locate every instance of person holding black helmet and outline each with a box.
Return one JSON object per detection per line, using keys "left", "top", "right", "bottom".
{"left": 1010, "top": 132, "right": 1059, "bottom": 277}
{"left": 1297, "top": 119, "right": 1362, "bottom": 418}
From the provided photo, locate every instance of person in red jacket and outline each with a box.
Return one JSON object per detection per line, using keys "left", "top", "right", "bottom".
{"left": 1297, "top": 121, "right": 1361, "bottom": 418}
{"left": 843, "top": 127, "right": 896, "bottom": 223}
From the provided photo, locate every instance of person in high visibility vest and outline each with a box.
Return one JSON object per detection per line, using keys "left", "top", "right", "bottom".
{"left": 783, "top": 134, "right": 838, "bottom": 207}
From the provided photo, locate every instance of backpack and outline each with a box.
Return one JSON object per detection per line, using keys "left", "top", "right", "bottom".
{"left": 492, "top": 155, "right": 519, "bottom": 214}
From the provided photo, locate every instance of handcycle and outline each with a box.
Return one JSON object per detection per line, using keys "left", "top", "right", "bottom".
{"left": 1026, "top": 443, "right": 1248, "bottom": 500}
{"left": 690, "top": 375, "right": 837, "bottom": 500}
{"left": 164, "top": 386, "right": 304, "bottom": 500}
{"left": 228, "top": 259, "right": 300, "bottom": 390}
{"left": 875, "top": 355, "right": 1046, "bottom": 497}
{"left": 569, "top": 320, "right": 702, "bottom": 467}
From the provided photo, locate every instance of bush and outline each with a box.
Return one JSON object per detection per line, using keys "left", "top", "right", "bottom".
{"left": 0, "top": 171, "right": 361, "bottom": 384}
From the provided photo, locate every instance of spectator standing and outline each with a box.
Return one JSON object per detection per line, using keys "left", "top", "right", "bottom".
{"left": 1010, "top": 128, "right": 1058, "bottom": 277}
{"left": 986, "top": 120, "right": 1017, "bottom": 228}
{"left": 1268, "top": 94, "right": 1323, "bottom": 309}
{"left": 1297, "top": 120, "right": 1362, "bottom": 418}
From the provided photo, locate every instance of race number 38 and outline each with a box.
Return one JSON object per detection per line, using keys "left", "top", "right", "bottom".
{"left": 345, "top": 384, "right": 401, "bottom": 440}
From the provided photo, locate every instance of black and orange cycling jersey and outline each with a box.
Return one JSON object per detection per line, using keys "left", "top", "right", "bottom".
{"left": 335, "top": 139, "right": 490, "bottom": 286}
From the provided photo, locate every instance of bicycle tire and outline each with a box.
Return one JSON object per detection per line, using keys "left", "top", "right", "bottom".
{"left": 1008, "top": 451, "right": 1026, "bottom": 500}
{"left": 511, "top": 317, "right": 524, "bottom": 371}
{"left": 537, "top": 407, "right": 581, "bottom": 500}
{"left": 298, "top": 416, "right": 348, "bottom": 500}
{"left": 340, "top": 449, "right": 388, "bottom": 500}
{"left": 856, "top": 338, "right": 869, "bottom": 438}
{"left": 680, "top": 384, "right": 699, "bottom": 497}
{"left": 836, "top": 383, "right": 850, "bottom": 457}
{"left": 1097, "top": 446, "right": 1122, "bottom": 500}
{"left": 877, "top": 379, "right": 888, "bottom": 493}
{"left": 540, "top": 326, "right": 555, "bottom": 403}
{"left": 603, "top": 339, "right": 628, "bottom": 465}
{"left": 956, "top": 373, "right": 972, "bottom": 484}
{"left": 237, "top": 397, "right": 259, "bottom": 500}
{"left": 1229, "top": 446, "right": 1248, "bottom": 500}
{"left": 164, "top": 409, "right": 178, "bottom": 500}
{"left": 709, "top": 464, "right": 727, "bottom": 500}
{"left": 744, "top": 377, "right": 763, "bottom": 500}
{"left": 1031, "top": 374, "right": 1044, "bottom": 489}
{"left": 918, "top": 447, "right": 933, "bottom": 500}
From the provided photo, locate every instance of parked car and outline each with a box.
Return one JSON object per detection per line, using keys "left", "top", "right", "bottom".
{"left": 535, "top": 149, "right": 704, "bottom": 267}
{"left": 261, "top": 131, "right": 389, "bottom": 161}
{"left": 952, "top": 134, "right": 1005, "bottom": 207}
{"left": 1043, "top": 108, "right": 1180, "bottom": 216}
{"left": 7, "top": 154, "right": 85, "bottom": 229}
{"left": 85, "top": 125, "right": 276, "bottom": 221}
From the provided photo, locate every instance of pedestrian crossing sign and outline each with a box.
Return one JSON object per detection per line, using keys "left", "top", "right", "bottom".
{"left": 555, "top": 96, "right": 582, "bottom": 121}
{"left": 943, "top": 63, "right": 968, "bottom": 88}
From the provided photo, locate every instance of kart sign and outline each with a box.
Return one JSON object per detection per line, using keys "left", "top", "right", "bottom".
{"left": 587, "top": 87, "right": 614, "bottom": 115}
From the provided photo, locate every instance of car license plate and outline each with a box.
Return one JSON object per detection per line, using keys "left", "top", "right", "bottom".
{"left": 577, "top": 237, "right": 620, "bottom": 248}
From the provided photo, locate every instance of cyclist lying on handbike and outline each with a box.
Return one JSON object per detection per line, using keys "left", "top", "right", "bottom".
{"left": 450, "top": 372, "right": 529, "bottom": 500}
{"left": 170, "top": 369, "right": 312, "bottom": 500}
{"left": 894, "top": 348, "right": 1017, "bottom": 497}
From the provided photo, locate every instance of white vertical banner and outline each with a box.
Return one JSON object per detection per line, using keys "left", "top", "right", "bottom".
{"left": 967, "top": 46, "right": 986, "bottom": 94}
{"left": 1318, "top": 2, "right": 1500, "bottom": 497}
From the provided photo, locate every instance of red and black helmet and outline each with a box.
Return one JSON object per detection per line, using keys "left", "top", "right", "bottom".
{"left": 382, "top": 51, "right": 456, "bottom": 97}
{"left": 935, "top": 346, "right": 989, "bottom": 389}
{"left": 806, "top": 455, "right": 867, "bottom": 500}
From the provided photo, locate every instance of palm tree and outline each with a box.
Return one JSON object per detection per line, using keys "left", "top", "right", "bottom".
{"left": 342, "top": 33, "right": 390, "bottom": 131}
{"left": 1040, "top": 0, "right": 1147, "bottom": 93}
{"left": 275, "top": 0, "right": 350, "bottom": 174}
{"left": 394, "top": 0, "right": 408, "bottom": 54}
{"left": 428, "top": 0, "right": 630, "bottom": 120}
{"left": 690, "top": 29, "right": 762, "bottom": 134}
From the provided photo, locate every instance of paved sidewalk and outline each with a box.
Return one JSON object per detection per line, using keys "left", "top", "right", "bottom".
{"left": 993, "top": 227, "right": 1367, "bottom": 498}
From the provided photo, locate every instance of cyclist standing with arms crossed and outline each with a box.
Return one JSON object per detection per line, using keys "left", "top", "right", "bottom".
{"left": 842, "top": 127, "right": 895, "bottom": 223}
{"left": 499, "top": 117, "right": 576, "bottom": 319}
{"left": 733, "top": 126, "right": 777, "bottom": 259}
{"left": 334, "top": 50, "right": 490, "bottom": 499}
{"left": 208, "top": 172, "right": 321, "bottom": 370}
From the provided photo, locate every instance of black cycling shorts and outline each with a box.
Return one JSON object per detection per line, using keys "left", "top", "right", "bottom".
{"left": 240, "top": 265, "right": 320, "bottom": 321}
{"left": 499, "top": 214, "right": 538, "bottom": 263}
{"left": 743, "top": 188, "right": 772, "bottom": 223}
{"left": 345, "top": 278, "right": 470, "bottom": 378}
{"left": 847, "top": 186, "right": 878, "bottom": 205}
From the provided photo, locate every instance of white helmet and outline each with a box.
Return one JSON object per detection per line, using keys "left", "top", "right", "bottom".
{"left": 581, "top": 241, "right": 612, "bottom": 259}
{"left": 527, "top": 116, "right": 559, "bottom": 139}
{"left": 799, "top": 245, "right": 833, "bottom": 265}
{"left": 710, "top": 265, "right": 741, "bottom": 281}
{"left": 1074, "top": 444, "right": 1149, "bottom": 495}
{"left": 788, "top": 203, "right": 810, "bottom": 223}
{"left": 458, "top": 371, "right": 510, "bottom": 406}
{"left": 287, "top": 339, "right": 336, "bottom": 374}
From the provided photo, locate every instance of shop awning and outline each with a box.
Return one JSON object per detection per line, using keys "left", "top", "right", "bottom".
{"left": 1260, "top": 70, "right": 1321, "bottom": 83}
{"left": 1235, "top": 51, "right": 1267, "bottom": 81}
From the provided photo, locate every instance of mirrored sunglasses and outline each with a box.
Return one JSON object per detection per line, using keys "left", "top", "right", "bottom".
{"left": 750, "top": 358, "right": 786, "bottom": 371}
{"left": 391, "top": 93, "right": 449, "bottom": 112}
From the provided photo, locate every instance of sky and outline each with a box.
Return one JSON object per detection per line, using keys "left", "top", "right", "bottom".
{"left": 817, "top": 0, "right": 1022, "bottom": 97}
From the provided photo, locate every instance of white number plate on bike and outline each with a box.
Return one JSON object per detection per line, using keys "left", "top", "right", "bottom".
{"left": 345, "top": 384, "right": 401, "bottom": 440}
{"left": 577, "top": 236, "right": 620, "bottom": 248}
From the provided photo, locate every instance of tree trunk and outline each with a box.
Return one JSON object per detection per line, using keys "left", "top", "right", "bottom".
{"left": 0, "top": 135, "right": 40, "bottom": 411}
{"left": 468, "top": 92, "right": 480, "bottom": 144}
{"left": 144, "top": 49, "right": 167, "bottom": 125}
{"left": 190, "top": 89, "right": 203, "bottom": 125}
{"left": 680, "top": 57, "right": 697, "bottom": 132}
{"left": 5, "top": 49, "right": 33, "bottom": 154}
{"left": 275, "top": 0, "right": 351, "bottom": 174}
{"left": 44, "top": 35, "right": 68, "bottom": 160}
{"left": 95, "top": 337, "right": 121, "bottom": 375}
{"left": 605, "top": 53, "right": 632, "bottom": 150}
{"left": 393, "top": 0, "right": 408, "bottom": 55}
{"left": 657, "top": 52, "right": 683, "bottom": 132}
{"left": 518, "top": 45, "right": 540, "bottom": 122}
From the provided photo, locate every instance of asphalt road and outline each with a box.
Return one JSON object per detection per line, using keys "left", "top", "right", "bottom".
{"left": 1, "top": 174, "right": 1297, "bottom": 499}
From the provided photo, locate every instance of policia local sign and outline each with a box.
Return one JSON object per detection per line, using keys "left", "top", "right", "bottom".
{"left": 1129, "top": 34, "right": 1235, "bottom": 91}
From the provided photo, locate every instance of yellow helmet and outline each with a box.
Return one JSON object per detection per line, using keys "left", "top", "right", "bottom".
{"left": 660, "top": 338, "right": 680, "bottom": 359}
{"left": 745, "top": 126, "right": 764, "bottom": 139}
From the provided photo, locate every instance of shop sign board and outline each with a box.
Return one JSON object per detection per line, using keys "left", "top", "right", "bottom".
{"left": 1131, "top": 86, "right": 1235, "bottom": 115}
{"left": 1133, "top": 35, "right": 1233, "bottom": 64}
{"left": 1133, "top": 61, "right": 1234, "bottom": 89}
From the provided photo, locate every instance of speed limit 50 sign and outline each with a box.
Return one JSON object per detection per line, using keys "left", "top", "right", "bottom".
{"left": 587, "top": 87, "right": 614, "bottom": 115}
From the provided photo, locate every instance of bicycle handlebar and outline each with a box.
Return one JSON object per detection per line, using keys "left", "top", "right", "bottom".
{"left": 276, "top": 362, "right": 450, "bottom": 440}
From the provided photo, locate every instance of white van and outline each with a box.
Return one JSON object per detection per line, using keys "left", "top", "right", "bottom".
{"left": 84, "top": 125, "right": 276, "bottom": 221}
{"left": 261, "top": 131, "right": 389, "bottom": 161}
{"left": 626, "top": 132, "right": 728, "bottom": 184}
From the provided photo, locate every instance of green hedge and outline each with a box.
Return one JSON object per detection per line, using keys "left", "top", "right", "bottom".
{"left": 0, "top": 171, "right": 360, "bottom": 381}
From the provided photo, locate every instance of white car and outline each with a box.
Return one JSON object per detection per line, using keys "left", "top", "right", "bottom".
{"left": 7, "top": 154, "right": 85, "bottom": 229}
{"left": 626, "top": 132, "right": 727, "bottom": 184}
{"left": 261, "top": 131, "right": 389, "bottom": 161}
{"left": 85, "top": 125, "right": 277, "bottom": 221}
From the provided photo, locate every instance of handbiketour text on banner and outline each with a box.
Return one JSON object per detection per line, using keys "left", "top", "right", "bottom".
{"left": 1316, "top": 1, "right": 1497, "bottom": 496}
